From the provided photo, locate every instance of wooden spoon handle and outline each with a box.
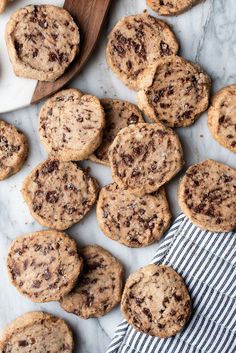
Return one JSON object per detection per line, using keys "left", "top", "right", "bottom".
{"left": 31, "top": 0, "right": 111, "bottom": 104}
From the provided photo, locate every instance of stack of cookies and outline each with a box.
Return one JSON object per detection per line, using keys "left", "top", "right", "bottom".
{"left": 1, "top": 1, "right": 236, "bottom": 350}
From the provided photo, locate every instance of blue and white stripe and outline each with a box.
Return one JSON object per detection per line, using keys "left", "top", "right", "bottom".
{"left": 107, "top": 214, "right": 236, "bottom": 353}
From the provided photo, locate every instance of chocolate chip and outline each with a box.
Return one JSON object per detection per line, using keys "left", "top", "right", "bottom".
{"left": 41, "top": 160, "right": 59, "bottom": 174}
{"left": 32, "top": 280, "right": 41, "bottom": 288}
{"left": 122, "top": 154, "right": 134, "bottom": 166}
{"left": 128, "top": 114, "right": 139, "bottom": 125}
{"left": 160, "top": 41, "right": 172, "bottom": 56}
{"left": 46, "top": 191, "right": 59, "bottom": 203}
{"left": 173, "top": 293, "right": 182, "bottom": 302}
{"left": 18, "top": 340, "right": 29, "bottom": 347}
{"left": 142, "top": 307, "right": 152, "bottom": 320}
{"left": 38, "top": 19, "right": 48, "bottom": 28}
{"left": 14, "top": 40, "right": 23, "bottom": 54}
{"left": 219, "top": 116, "right": 225, "bottom": 124}
{"left": 43, "top": 268, "right": 51, "bottom": 280}
{"left": 49, "top": 52, "right": 57, "bottom": 62}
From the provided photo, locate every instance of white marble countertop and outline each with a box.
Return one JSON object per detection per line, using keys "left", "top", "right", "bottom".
{"left": 0, "top": 0, "right": 236, "bottom": 352}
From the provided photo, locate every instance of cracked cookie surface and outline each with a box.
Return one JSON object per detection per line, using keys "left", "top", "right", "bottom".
{"left": 0, "top": 120, "right": 28, "bottom": 181}
{"left": 5, "top": 5, "right": 80, "bottom": 81}
{"left": 7, "top": 230, "right": 83, "bottom": 302}
{"left": 90, "top": 99, "right": 144, "bottom": 166}
{"left": 109, "top": 123, "right": 184, "bottom": 196}
{"left": 60, "top": 245, "right": 123, "bottom": 319}
{"left": 22, "top": 159, "right": 98, "bottom": 230}
{"left": 106, "top": 13, "right": 179, "bottom": 90}
{"left": 146, "top": 0, "right": 201, "bottom": 16}
{"left": 137, "top": 56, "right": 211, "bottom": 128}
{"left": 39, "top": 89, "right": 105, "bottom": 162}
{"left": 0, "top": 312, "right": 73, "bottom": 353}
{"left": 208, "top": 85, "right": 236, "bottom": 153}
{"left": 178, "top": 159, "right": 236, "bottom": 232}
{"left": 97, "top": 183, "right": 171, "bottom": 247}
{"left": 121, "top": 264, "right": 191, "bottom": 338}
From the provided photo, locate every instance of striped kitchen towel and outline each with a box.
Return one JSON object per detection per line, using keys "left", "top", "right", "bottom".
{"left": 107, "top": 214, "right": 236, "bottom": 353}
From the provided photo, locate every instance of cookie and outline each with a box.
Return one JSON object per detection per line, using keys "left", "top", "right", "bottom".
{"left": 0, "top": 0, "right": 8, "bottom": 14}
{"left": 90, "top": 99, "right": 144, "bottom": 166}
{"left": 208, "top": 85, "right": 236, "bottom": 153}
{"left": 137, "top": 56, "right": 211, "bottom": 128}
{"left": 39, "top": 89, "right": 105, "bottom": 161}
{"left": 121, "top": 264, "right": 191, "bottom": 338}
{"left": 0, "top": 312, "right": 73, "bottom": 353}
{"left": 178, "top": 159, "right": 236, "bottom": 232}
{"left": 106, "top": 13, "right": 179, "bottom": 90}
{"left": 60, "top": 245, "right": 123, "bottom": 319}
{"left": 147, "top": 0, "right": 201, "bottom": 16}
{"left": 0, "top": 120, "right": 28, "bottom": 181}
{"left": 97, "top": 183, "right": 171, "bottom": 247}
{"left": 5, "top": 5, "right": 80, "bottom": 81}
{"left": 22, "top": 159, "right": 98, "bottom": 230}
{"left": 7, "top": 230, "right": 83, "bottom": 302}
{"left": 108, "top": 123, "right": 184, "bottom": 197}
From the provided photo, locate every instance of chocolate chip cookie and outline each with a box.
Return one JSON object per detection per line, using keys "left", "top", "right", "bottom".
{"left": 109, "top": 123, "right": 184, "bottom": 196}
{"left": 121, "top": 264, "right": 191, "bottom": 338}
{"left": 147, "top": 0, "right": 201, "bottom": 16}
{"left": 0, "top": 0, "right": 8, "bottom": 14}
{"left": 7, "top": 230, "right": 83, "bottom": 302}
{"left": 137, "top": 56, "right": 211, "bottom": 127}
{"left": 0, "top": 312, "right": 73, "bottom": 353}
{"left": 97, "top": 183, "right": 171, "bottom": 247}
{"left": 5, "top": 5, "right": 80, "bottom": 81}
{"left": 208, "top": 85, "right": 236, "bottom": 153}
{"left": 39, "top": 89, "right": 105, "bottom": 161}
{"left": 60, "top": 245, "right": 123, "bottom": 319}
{"left": 106, "top": 13, "right": 179, "bottom": 90}
{"left": 90, "top": 99, "right": 144, "bottom": 166}
{"left": 0, "top": 120, "right": 28, "bottom": 181}
{"left": 22, "top": 159, "right": 98, "bottom": 230}
{"left": 178, "top": 159, "right": 236, "bottom": 232}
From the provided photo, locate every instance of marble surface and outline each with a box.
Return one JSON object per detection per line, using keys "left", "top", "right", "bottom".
{"left": 0, "top": 0, "right": 236, "bottom": 352}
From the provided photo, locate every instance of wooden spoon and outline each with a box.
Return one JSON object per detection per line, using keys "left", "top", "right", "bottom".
{"left": 31, "top": 0, "right": 111, "bottom": 104}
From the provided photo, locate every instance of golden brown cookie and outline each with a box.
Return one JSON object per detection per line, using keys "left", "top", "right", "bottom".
{"left": 60, "top": 245, "right": 123, "bottom": 319}
{"left": 106, "top": 13, "right": 179, "bottom": 90}
{"left": 178, "top": 159, "right": 236, "bottom": 232}
{"left": 39, "top": 89, "right": 105, "bottom": 162}
{"left": 7, "top": 230, "right": 83, "bottom": 302}
{"left": 22, "top": 159, "right": 98, "bottom": 230}
{"left": 121, "top": 264, "right": 191, "bottom": 337}
{"left": 0, "top": 120, "right": 28, "bottom": 181}
{"left": 97, "top": 183, "right": 171, "bottom": 247}
{"left": 208, "top": 85, "right": 236, "bottom": 153}
{"left": 90, "top": 99, "right": 144, "bottom": 166}
{"left": 0, "top": 0, "right": 8, "bottom": 14}
{"left": 108, "top": 123, "right": 184, "bottom": 196}
{"left": 147, "top": 0, "right": 202, "bottom": 16}
{"left": 137, "top": 56, "right": 211, "bottom": 127}
{"left": 5, "top": 5, "right": 80, "bottom": 81}
{"left": 0, "top": 312, "right": 73, "bottom": 353}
